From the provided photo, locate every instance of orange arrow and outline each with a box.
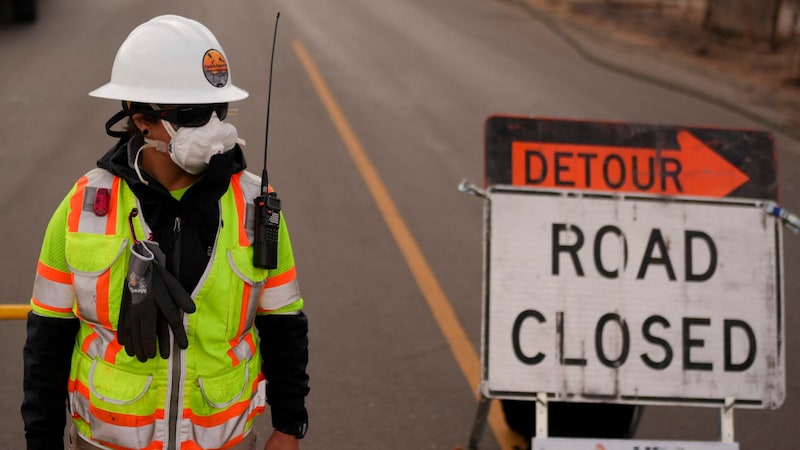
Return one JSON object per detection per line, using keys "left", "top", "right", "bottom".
{"left": 510, "top": 130, "right": 749, "bottom": 197}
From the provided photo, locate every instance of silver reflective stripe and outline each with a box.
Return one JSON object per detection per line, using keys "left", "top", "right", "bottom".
{"left": 229, "top": 337, "right": 255, "bottom": 369}
{"left": 260, "top": 279, "right": 301, "bottom": 311}
{"left": 87, "top": 420, "right": 154, "bottom": 450}
{"left": 244, "top": 203, "right": 256, "bottom": 245}
{"left": 226, "top": 250, "right": 263, "bottom": 327}
{"left": 70, "top": 414, "right": 163, "bottom": 450}
{"left": 32, "top": 274, "right": 74, "bottom": 311}
{"left": 67, "top": 239, "right": 127, "bottom": 325}
{"left": 83, "top": 327, "right": 116, "bottom": 361}
{"left": 238, "top": 171, "right": 263, "bottom": 245}
{"left": 244, "top": 286, "right": 260, "bottom": 330}
{"left": 69, "top": 392, "right": 91, "bottom": 427}
{"left": 69, "top": 394, "right": 162, "bottom": 450}
{"left": 71, "top": 275, "right": 100, "bottom": 323}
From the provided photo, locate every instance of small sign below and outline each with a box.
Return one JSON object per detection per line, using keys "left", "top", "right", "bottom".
{"left": 532, "top": 437, "right": 739, "bottom": 450}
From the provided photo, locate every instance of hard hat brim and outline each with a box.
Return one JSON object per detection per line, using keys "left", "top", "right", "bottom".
{"left": 89, "top": 82, "right": 249, "bottom": 104}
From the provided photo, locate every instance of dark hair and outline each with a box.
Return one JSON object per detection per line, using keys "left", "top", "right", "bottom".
{"left": 125, "top": 115, "right": 158, "bottom": 137}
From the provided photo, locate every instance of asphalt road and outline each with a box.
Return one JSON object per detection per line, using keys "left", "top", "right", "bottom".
{"left": 0, "top": 0, "right": 797, "bottom": 449}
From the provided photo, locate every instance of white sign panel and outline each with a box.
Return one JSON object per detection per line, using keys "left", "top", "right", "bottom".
{"left": 482, "top": 188, "right": 785, "bottom": 408}
{"left": 531, "top": 437, "right": 739, "bottom": 450}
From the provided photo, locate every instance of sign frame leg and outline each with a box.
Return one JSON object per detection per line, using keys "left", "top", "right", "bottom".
{"left": 720, "top": 397, "right": 735, "bottom": 443}
{"left": 535, "top": 392, "right": 548, "bottom": 438}
{"left": 467, "top": 393, "right": 491, "bottom": 450}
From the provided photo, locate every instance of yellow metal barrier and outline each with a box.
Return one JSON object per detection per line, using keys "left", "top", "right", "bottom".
{"left": 0, "top": 304, "right": 31, "bottom": 320}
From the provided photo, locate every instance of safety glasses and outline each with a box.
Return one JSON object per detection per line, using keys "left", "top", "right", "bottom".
{"left": 143, "top": 103, "right": 228, "bottom": 128}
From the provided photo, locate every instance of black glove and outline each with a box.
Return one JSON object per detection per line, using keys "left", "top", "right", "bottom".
{"left": 152, "top": 263, "right": 196, "bottom": 354}
{"left": 144, "top": 241, "right": 194, "bottom": 358}
{"left": 118, "top": 240, "right": 196, "bottom": 362}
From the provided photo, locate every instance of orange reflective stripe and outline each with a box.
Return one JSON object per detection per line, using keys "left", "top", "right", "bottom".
{"left": 183, "top": 399, "right": 248, "bottom": 428}
{"left": 70, "top": 383, "right": 164, "bottom": 450}
{"left": 105, "top": 177, "right": 120, "bottom": 235}
{"left": 181, "top": 434, "right": 246, "bottom": 450}
{"left": 37, "top": 260, "right": 72, "bottom": 284}
{"left": 71, "top": 378, "right": 164, "bottom": 427}
{"left": 31, "top": 295, "right": 73, "bottom": 314}
{"left": 231, "top": 173, "right": 249, "bottom": 247}
{"left": 225, "top": 347, "right": 240, "bottom": 366}
{"left": 104, "top": 339, "right": 123, "bottom": 363}
{"left": 98, "top": 439, "right": 163, "bottom": 450}
{"left": 93, "top": 177, "right": 117, "bottom": 327}
{"left": 221, "top": 435, "right": 247, "bottom": 450}
{"left": 237, "top": 284, "right": 250, "bottom": 336}
{"left": 228, "top": 285, "right": 256, "bottom": 366}
{"left": 69, "top": 376, "right": 88, "bottom": 397}
{"left": 68, "top": 176, "right": 89, "bottom": 232}
{"left": 243, "top": 332, "right": 256, "bottom": 356}
{"left": 81, "top": 331, "right": 98, "bottom": 354}
{"left": 89, "top": 403, "right": 163, "bottom": 427}
{"left": 227, "top": 283, "right": 251, "bottom": 365}
{"left": 182, "top": 377, "right": 262, "bottom": 427}
{"left": 265, "top": 266, "right": 296, "bottom": 288}
{"left": 95, "top": 270, "right": 111, "bottom": 326}
{"left": 247, "top": 404, "right": 265, "bottom": 422}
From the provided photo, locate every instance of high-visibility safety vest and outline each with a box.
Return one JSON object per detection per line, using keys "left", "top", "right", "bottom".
{"left": 31, "top": 168, "right": 303, "bottom": 450}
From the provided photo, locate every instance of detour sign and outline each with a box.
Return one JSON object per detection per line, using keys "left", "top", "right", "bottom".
{"left": 485, "top": 116, "right": 777, "bottom": 200}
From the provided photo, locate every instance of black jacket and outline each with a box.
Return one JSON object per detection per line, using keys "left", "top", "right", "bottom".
{"left": 22, "top": 136, "right": 309, "bottom": 449}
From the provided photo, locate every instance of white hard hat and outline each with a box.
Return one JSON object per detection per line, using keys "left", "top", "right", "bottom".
{"left": 89, "top": 15, "right": 249, "bottom": 104}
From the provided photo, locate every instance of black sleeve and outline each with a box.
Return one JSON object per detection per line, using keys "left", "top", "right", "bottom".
{"left": 255, "top": 312, "right": 310, "bottom": 429}
{"left": 21, "top": 312, "right": 79, "bottom": 450}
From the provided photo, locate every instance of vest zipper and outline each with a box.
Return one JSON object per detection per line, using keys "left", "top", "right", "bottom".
{"left": 167, "top": 215, "right": 183, "bottom": 450}
{"left": 171, "top": 216, "right": 182, "bottom": 275}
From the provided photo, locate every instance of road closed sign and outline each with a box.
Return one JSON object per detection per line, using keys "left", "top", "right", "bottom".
{"left": 481, "top": 117, "right": 784, "bottom": 409}
{"left": 483, "top": 189, "right": 785, "bottom": 408}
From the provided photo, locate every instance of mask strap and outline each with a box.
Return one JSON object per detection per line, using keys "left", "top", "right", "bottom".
{"left": 133, "top": 136, "right": 169, "bottom": 185}
{"left": 133, "top": 144, "right": 150, "bottom": 186}
{"left": 162, "top": 119, "right": 178, "bottom": 137}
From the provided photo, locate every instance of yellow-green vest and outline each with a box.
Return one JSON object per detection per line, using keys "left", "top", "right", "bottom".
{"left": 37, "top": 168, "right": 302, "bottom": 450}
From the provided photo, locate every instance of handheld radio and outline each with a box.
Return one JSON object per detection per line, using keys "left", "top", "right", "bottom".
{"left": 253, "top": 12, "right": 282, "bottom": 269}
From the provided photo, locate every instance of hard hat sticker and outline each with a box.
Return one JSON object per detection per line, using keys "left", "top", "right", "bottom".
{"left": 203, "top": 49, "right": 229, "bottom": 88}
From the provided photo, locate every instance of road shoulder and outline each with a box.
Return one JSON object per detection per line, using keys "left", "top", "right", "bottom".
{"left": 514, "top": 0, "right": 800, "bottom": 138}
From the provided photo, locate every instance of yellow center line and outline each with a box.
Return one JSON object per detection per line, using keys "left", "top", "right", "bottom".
{"left": 292, "top": 40, "right": 525, "bottom": 450}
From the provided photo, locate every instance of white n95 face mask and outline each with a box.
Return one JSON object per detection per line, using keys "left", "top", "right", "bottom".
{"left": 162, "top": 112, "right": 239, "bottom": 175}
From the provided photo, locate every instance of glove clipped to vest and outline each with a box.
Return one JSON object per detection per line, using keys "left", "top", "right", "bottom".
{"left": 118, "top": 240, "right": 197, "bottom": 362}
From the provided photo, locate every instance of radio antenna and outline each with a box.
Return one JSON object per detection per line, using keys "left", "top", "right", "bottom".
{"left": 253, "top": 11, "right": 284, "bottom": 270}
{"left": 261, "top": 11, "right": 280, "bottom": 195}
